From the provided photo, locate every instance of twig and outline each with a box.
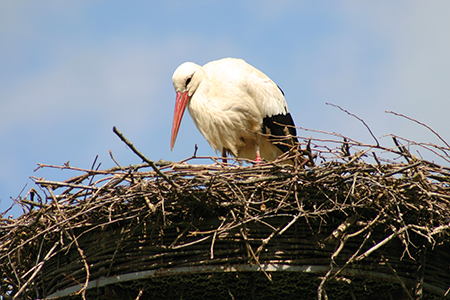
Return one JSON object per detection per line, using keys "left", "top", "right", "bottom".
{"left": 135, "top": 285, "right": 146, "bottom": 300}
{"left": 382, "top": 255, "right": 414, "bottom": 300}
{"left": 331, "top": 230, "right": 373, "bottom": 281}
{"left": 386, "top": 110, "right": 450, "bottom": 149}
{"left": 170, "top": 235, "right": 212, "bottom": 249}
{"left": 71, "top": 230, "right": 90, "bottom": 300}
{"left": 255, "top": 226, "right": 280, "bottom": 257}
{"left": 109, "top": 149, "right": 122, "bottom": 168}
{"left": 113, "top": 126, "right": 179, "bottom": 189}
{"left": 278, "top": 212, "right": 303, "bottom": 235}
{"left": 33, "top": 179, "right": 100, "bottom": 191}
{"left": 384, "top": 161, "right": 422, "bottom": 177}
{"left": 8, "top": 254, "right": 21, "bottom": 291}
{"left": 240, "top": 228, "right": 272, "bottom": 282}
{"left": 12, "top": 241, "right": 59, "bottom": 300}
{"left": 318, "top": 255, "right": 334, "bottom": 300}
{"left": 210, "top": 218, "right": 226, "bottom": 259}
{"left": 326, "top": 102, "right": 379, "bottom": 146}
{"left": 170, "top": 225, "right": 191, "bottom": 249}
{"left": 227, "top": 287, "right": 235, "bottom": 300}
{"left": 355, "top": 224, "right": 414, "bottom": 261}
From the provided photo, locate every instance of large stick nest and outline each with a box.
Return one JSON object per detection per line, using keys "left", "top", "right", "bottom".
{"left": 2, "top": 119, "right": 450, "bottom": 300}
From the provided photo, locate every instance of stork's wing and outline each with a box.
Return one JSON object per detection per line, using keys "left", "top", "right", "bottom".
{"left": 246, "top": 67, "right": 298, "bottom": 153}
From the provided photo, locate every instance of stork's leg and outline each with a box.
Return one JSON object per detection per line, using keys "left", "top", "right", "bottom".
{"left": 221, "top": 150, "right": 227, "bottom": 164}
{"left": 255, "top": 151, "right": 262, "bottom": 162}
{"left": 255, "top": 145, "right": 262, "bottom": 162}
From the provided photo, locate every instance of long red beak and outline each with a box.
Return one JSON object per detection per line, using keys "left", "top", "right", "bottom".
{"left": 170, "top": 91, "right": 190, "bottom": 150}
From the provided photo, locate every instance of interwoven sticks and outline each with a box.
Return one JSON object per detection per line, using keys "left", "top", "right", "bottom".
{"left": 1, "top": 129, "right": 450, "bottom": 299}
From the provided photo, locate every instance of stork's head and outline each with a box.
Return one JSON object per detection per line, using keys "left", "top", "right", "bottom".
{"left": 170, "top": 62, "right": 203, "bottom": 150}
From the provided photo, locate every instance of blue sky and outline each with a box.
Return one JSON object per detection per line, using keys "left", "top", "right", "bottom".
{"left": 2, "top": 1, "right": 450, "bottom": 217}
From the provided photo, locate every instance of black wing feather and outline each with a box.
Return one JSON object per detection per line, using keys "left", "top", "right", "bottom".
{"left": 261, "top": 113, "right": 298, "bottom": 153}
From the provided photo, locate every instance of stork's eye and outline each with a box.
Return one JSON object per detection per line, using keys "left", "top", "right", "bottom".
{"left": 186, "top": 77, "right": 192, "bottom": 87}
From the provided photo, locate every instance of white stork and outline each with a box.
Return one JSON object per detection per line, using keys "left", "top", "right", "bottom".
{"left": 170, "top": 58, "right": 298, "bottom": 163}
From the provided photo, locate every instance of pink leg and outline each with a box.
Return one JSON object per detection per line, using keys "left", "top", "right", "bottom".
{"left": 255, "top": 149, "right": 262, "bottom": 163}
{"left": 222, "top": 150, "right": 227, "bottom": 164}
